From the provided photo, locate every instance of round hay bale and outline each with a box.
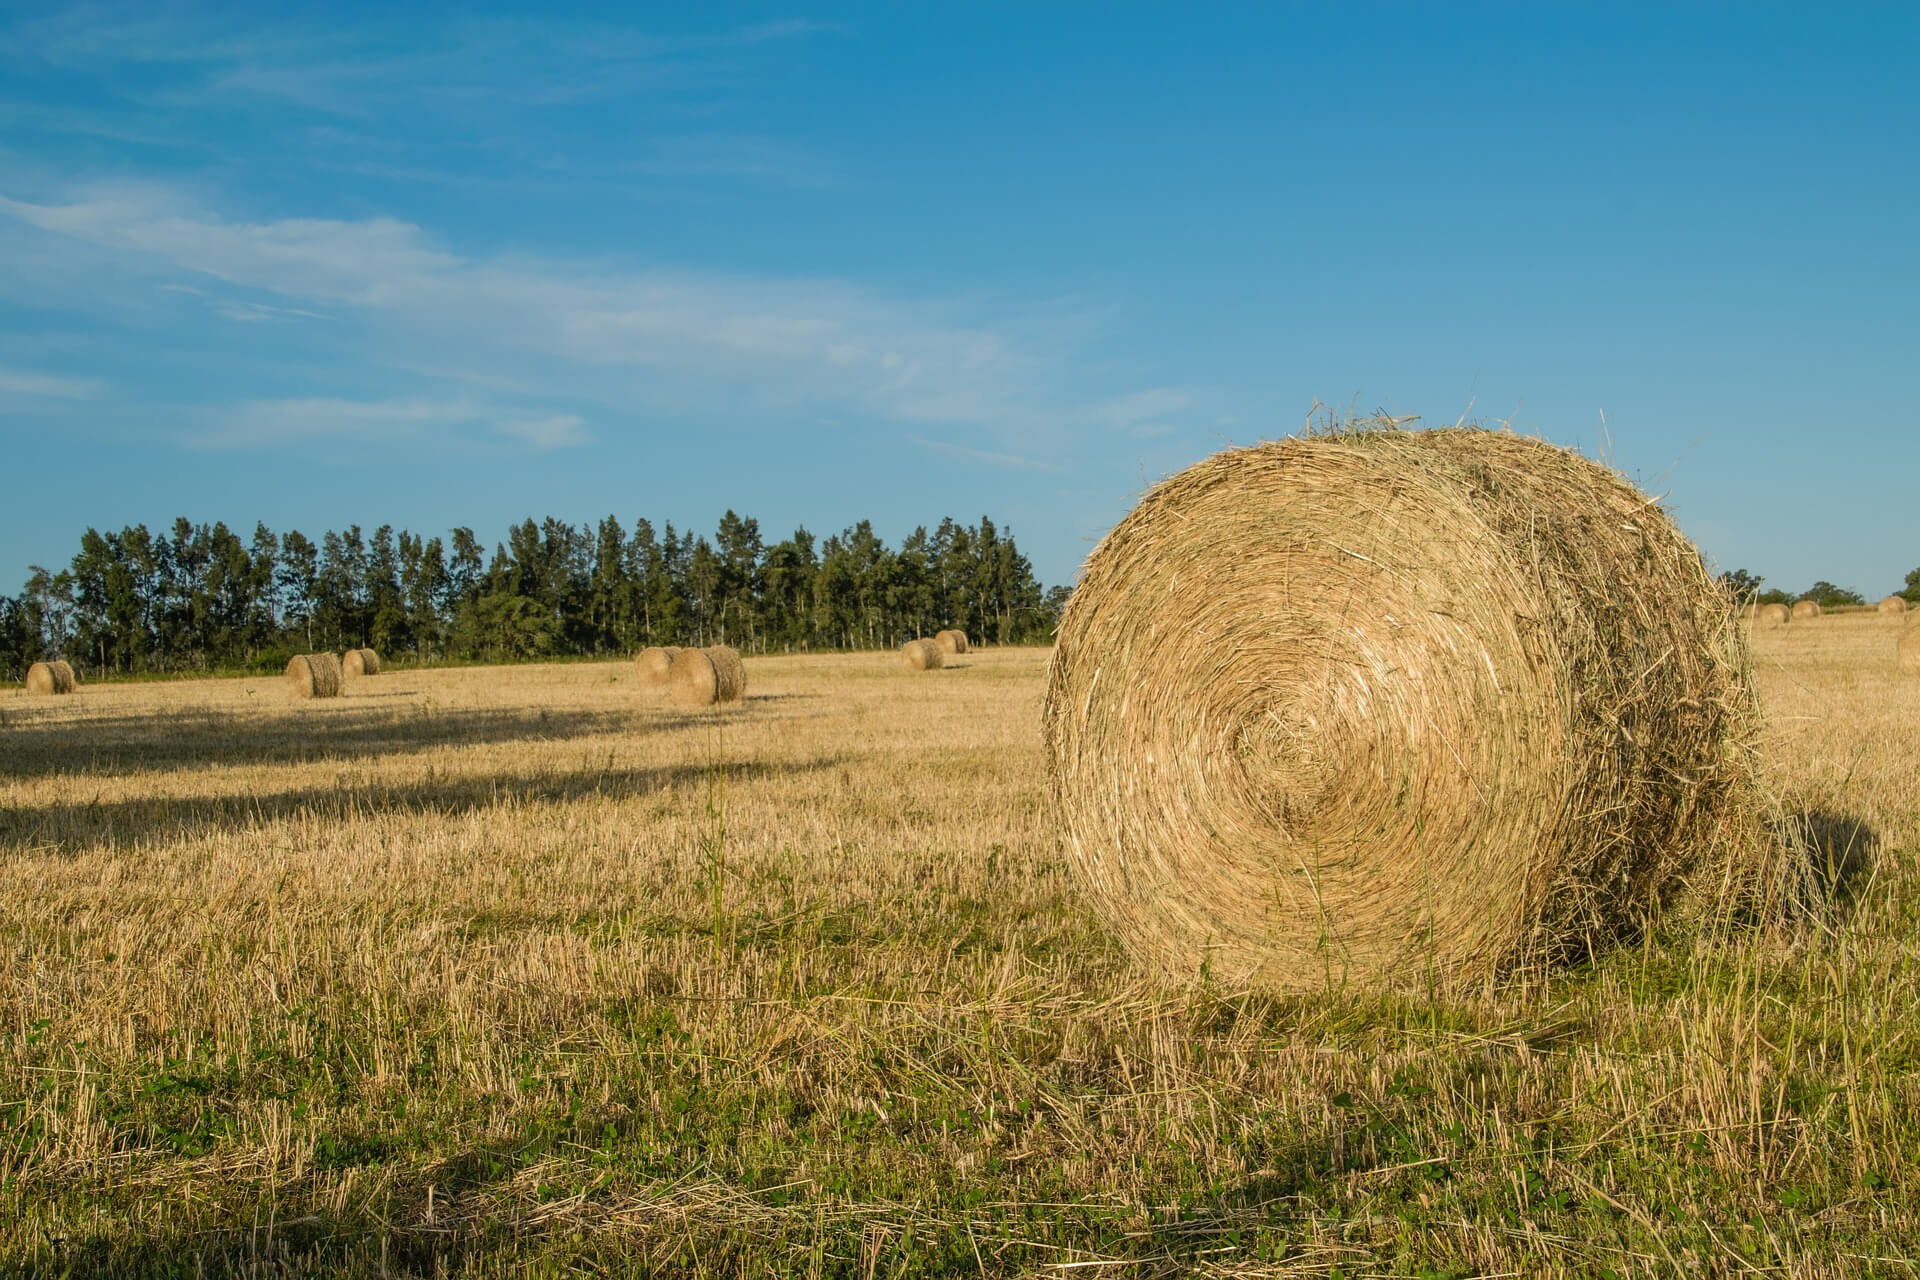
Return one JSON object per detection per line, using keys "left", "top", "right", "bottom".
{"left": 901, "top": 638, "right": 945, "bottom": 670}
{"left": 1878, "top": 595, "right": 1908, "bottom": 616}
{"left": 934, "top": 629, "right": 970, "bottom": 656}
{"left": 1899, "top": 626, "right": 1920, "bottom": 675}
{"left": 342, "top": 648, "right": 382, "bottom": 677}
{"left": 1043, "top": 425, "right": 1762, "bottom": 992}
{"left": 25, "top": 660, "right": 76, "bottom": 695}
{"left": 1753, "top": 602, "right": 1791, "bottom": 627}
{"left": 1791, "top": 599, "right": 1822, "bottom": 620}
{"left": 285, "top": 652, "right": 343, "bottom": 699}
{"left": 635, "top": 645, "right": 682, "bottom": 689}
{"left": 668, "top": 645, "right": 746, "bottom": 708}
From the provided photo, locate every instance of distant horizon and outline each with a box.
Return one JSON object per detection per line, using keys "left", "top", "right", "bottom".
{"left": 4, "top": 420, "right": 1915, "bottom": 605}
{"left": 4, "top": 5, "right": 1915, "bottom": 597}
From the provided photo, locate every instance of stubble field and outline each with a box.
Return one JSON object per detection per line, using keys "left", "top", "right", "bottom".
{"left": 2, "top": 614, "right": 1917, "bottom": 1277}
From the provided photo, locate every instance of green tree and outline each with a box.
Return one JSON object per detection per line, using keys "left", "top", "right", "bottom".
{"left": 1717, "top": 568, "right": 1764, "bottom": 604}
{"left": 1802, "top": 581, "right": 1866, "bottom": 609}
{"left": 277, "top": 530, "right": 320, "bottom": 650}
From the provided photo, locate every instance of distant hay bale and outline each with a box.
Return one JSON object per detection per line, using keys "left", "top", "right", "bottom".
{"left": 1043, "top": 425, "right": 1763, "bottom": 992}
{"left": 635, "top": 646, "right": 682, "bottom": 689}
{"left": 668, "top": 645, "right": 746, "bottom": 708}
{"left": 934, "top": 629, "right": 970, "bottom": 656}
{"left": 1791, "top": 599, "right": 1823, "bottom": 620}
{"left": 285, "top": 652, "right": 343, "bottom": 699}
{"left": 1879, "top": 595, "right": 1909, "bottom": 616}
{"left": 1900, "top": 626, "right": 1920, "bottom": 675}
{"left": 25, "top": 660, "right": 76, "bottom": 695}
{"left": 342, "top": 648, "right": 382, "bottom": 676}
{"left": 1753, "top": 602, "right": 1791, "bottom": 627}
{"left": 901, "top": 638, "right": 945, "bottom": 670}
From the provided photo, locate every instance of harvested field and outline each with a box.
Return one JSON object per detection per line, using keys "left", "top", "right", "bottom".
{"left": 1, "top": 624, "right": 1916, "bottom": 1275}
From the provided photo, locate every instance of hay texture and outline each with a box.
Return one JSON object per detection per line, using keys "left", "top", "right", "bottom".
{"left": 1043, "top": 425, "right": 1762, "bottom": 991}
{"left": 25, "top": 660, "right": 76, "bottom": 695}
{"left": 901, "top": 638, "right": 945, "bottom": 671}
{"left": 1879, "top": 595, "right": 1909, "bottom": 616}
{"left": 1791, "top": 599, "right": 1823, "bottom": 620}
{"left": 1900, "top": 626, "right": 1920, "bottom": 675}
{"left": 343, "top": 648, "right": 382, "bottom": 676}
{"left": 635, "top": 646, "right": 682, "bottom": 689}
{"left": 668, "top": 645, "right": 746, "bottom": 708}
{"left": 285, "top": 653, "right": 343, "bottom": 699}
{"left": 1753, "top": 603, "right": 1791, "bottom": 627}
{"left": 934, "top": 629, "right": 970, "bottom": 656}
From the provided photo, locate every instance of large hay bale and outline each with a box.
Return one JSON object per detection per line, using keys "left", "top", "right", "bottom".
{"left": 1899, "top": 626, "right": 1920, "bottom": 675}
{"left": 934, "top": 629, "right": 970, "bottom": 656}
{"left": 902, "top": 638, "right": 945, "bottom": 671}
{"left": 1043, "top": 425, "right": 1762, "bottom": 991}
{"left": 24, "top": 660, "right": 76, "bottom": 695}
{"left": 635, "top": 646, "right": 682, "bottom": 689}
{"left": 285, "top": 652, "right": 343, "bottom": 699}
{"left": 343, "top": 648, "right": 382, "bottom": 676}
{"left": 1791, "top": 599, "right": 1822, "bottom": 620}
{"left": 1879, "top": 595, "right": 1909, "bottom": 616}
{"left": 668, "top": 645, "right": 746, "bottom": 708}
{"left": 1753, "top": 602, "right": 1791, "bottom": 627}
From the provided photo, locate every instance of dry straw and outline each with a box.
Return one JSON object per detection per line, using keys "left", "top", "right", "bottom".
{"left": 635, "top": 646, "right": 682, "bottom": 689}
{"left": 1753, "top": 602, "right": 1791, "bottom": 627}
{"left": 343, "top": 648, "right": 382, "bottom": 676}
{"left": 1879, "top": 595, "right": 1909, "bottom": 616}
{"left": 1791, "top": 599, "right": 1823, "bottom": 620}
{"left": 1043, "top": 422, "right": 1764, "bottom": 992}
{"left": 934, "top": 629, "right": 970, "bottom": 656}
{"left": 25, "top": 660, "right": 77, "bottom": 695}
{"left": 901, "top": 638, "right": 945, "bottom": 671}
{"left": 668, "top": 645, "right": 747, "bottom": 708}
{"left": 285, "top": 653, "right": 344, "bottom": 699}
{"left": 1900, "top": 626, "right": 1920, "bottom": 675}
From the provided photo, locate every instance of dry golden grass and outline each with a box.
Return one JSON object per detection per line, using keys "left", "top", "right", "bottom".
{"left": 1, "top": 622, "right": 1916, "bottom": 1277}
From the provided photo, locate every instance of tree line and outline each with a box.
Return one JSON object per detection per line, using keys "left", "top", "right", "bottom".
{"left": 0, "top": 512, "right": 1066, "bottom": 682}
{"left": 1717, "top": 569, "right": 1920, "bottom": 610}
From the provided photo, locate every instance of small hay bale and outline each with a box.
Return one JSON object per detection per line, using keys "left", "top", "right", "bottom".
{"left": 343, "top": 648, "right": 382, "bottom": 676}
{"left": 1753, "top": 602, "right": 1791, "bottom": 627}
{"left": 1899, "top": 626, "right": 1920, "bottom": 675}
{"left": 1043, "top": 424, "right": 1764, "bottom": 992}
{"left": 1791, "top": 599, "right": 1822, "bottom": 620}
{"left": 635, "top": 646, "right": 682, "bottom": 689}
{"left": 25, "top": 660, "right": 76, "bottom": 695}
{"left": 1878, "top": 595, "right": 1908, "bottom": 616}
{"left": 934, "top": 629, "right": 970, "bottom": 656}
{"left": 668, "top": 645, "right": 746, "bottom": 708}
{"left": 285, "top": 653, "right": 344, "bottom": 699}
{"left": 901, "top": 638, "right": 945, "bottom": 670}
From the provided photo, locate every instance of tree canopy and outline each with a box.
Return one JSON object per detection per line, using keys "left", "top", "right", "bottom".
{"left": 0, "top": 511, "right": 1056, "bottom": 681}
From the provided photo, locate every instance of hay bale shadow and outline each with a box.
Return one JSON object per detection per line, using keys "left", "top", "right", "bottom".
{"left": 1767, "top": 808, "right": 1880, "bottom": 928}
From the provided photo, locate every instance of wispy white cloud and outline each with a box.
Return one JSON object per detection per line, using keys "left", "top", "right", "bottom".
{"left": 0, "top": 368, "right": 104, "bottom": 398}
{"left": 0, "top": 181, "right": 1198, "bottom": 446}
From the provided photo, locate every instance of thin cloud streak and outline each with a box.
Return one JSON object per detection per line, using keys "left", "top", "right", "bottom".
{"left": 0, "top": 368, "right": 104, "bottom": 398}
{"left": 911, "top": 436, "right": 1059, "bottom": 473}
{"left": 187, "top": 395, "right": 590, "bottom": 452}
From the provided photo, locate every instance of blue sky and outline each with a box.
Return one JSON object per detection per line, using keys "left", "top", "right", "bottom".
{"left": 2, "top": 3, "right": 1915, "bottom": 595}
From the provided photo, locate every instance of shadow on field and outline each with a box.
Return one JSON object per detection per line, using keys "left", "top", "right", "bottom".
{"left": 0, "top": 752, "right": 843, "bottom": 852}
{"left": 32, "top": 1220, "right": 524, "bottom": 1279}
{"left": 1771, "top": 807, "right": 1881, "bottom": 924}
{"left": 0, "top": 698, "right": 807, "bottom": 783}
